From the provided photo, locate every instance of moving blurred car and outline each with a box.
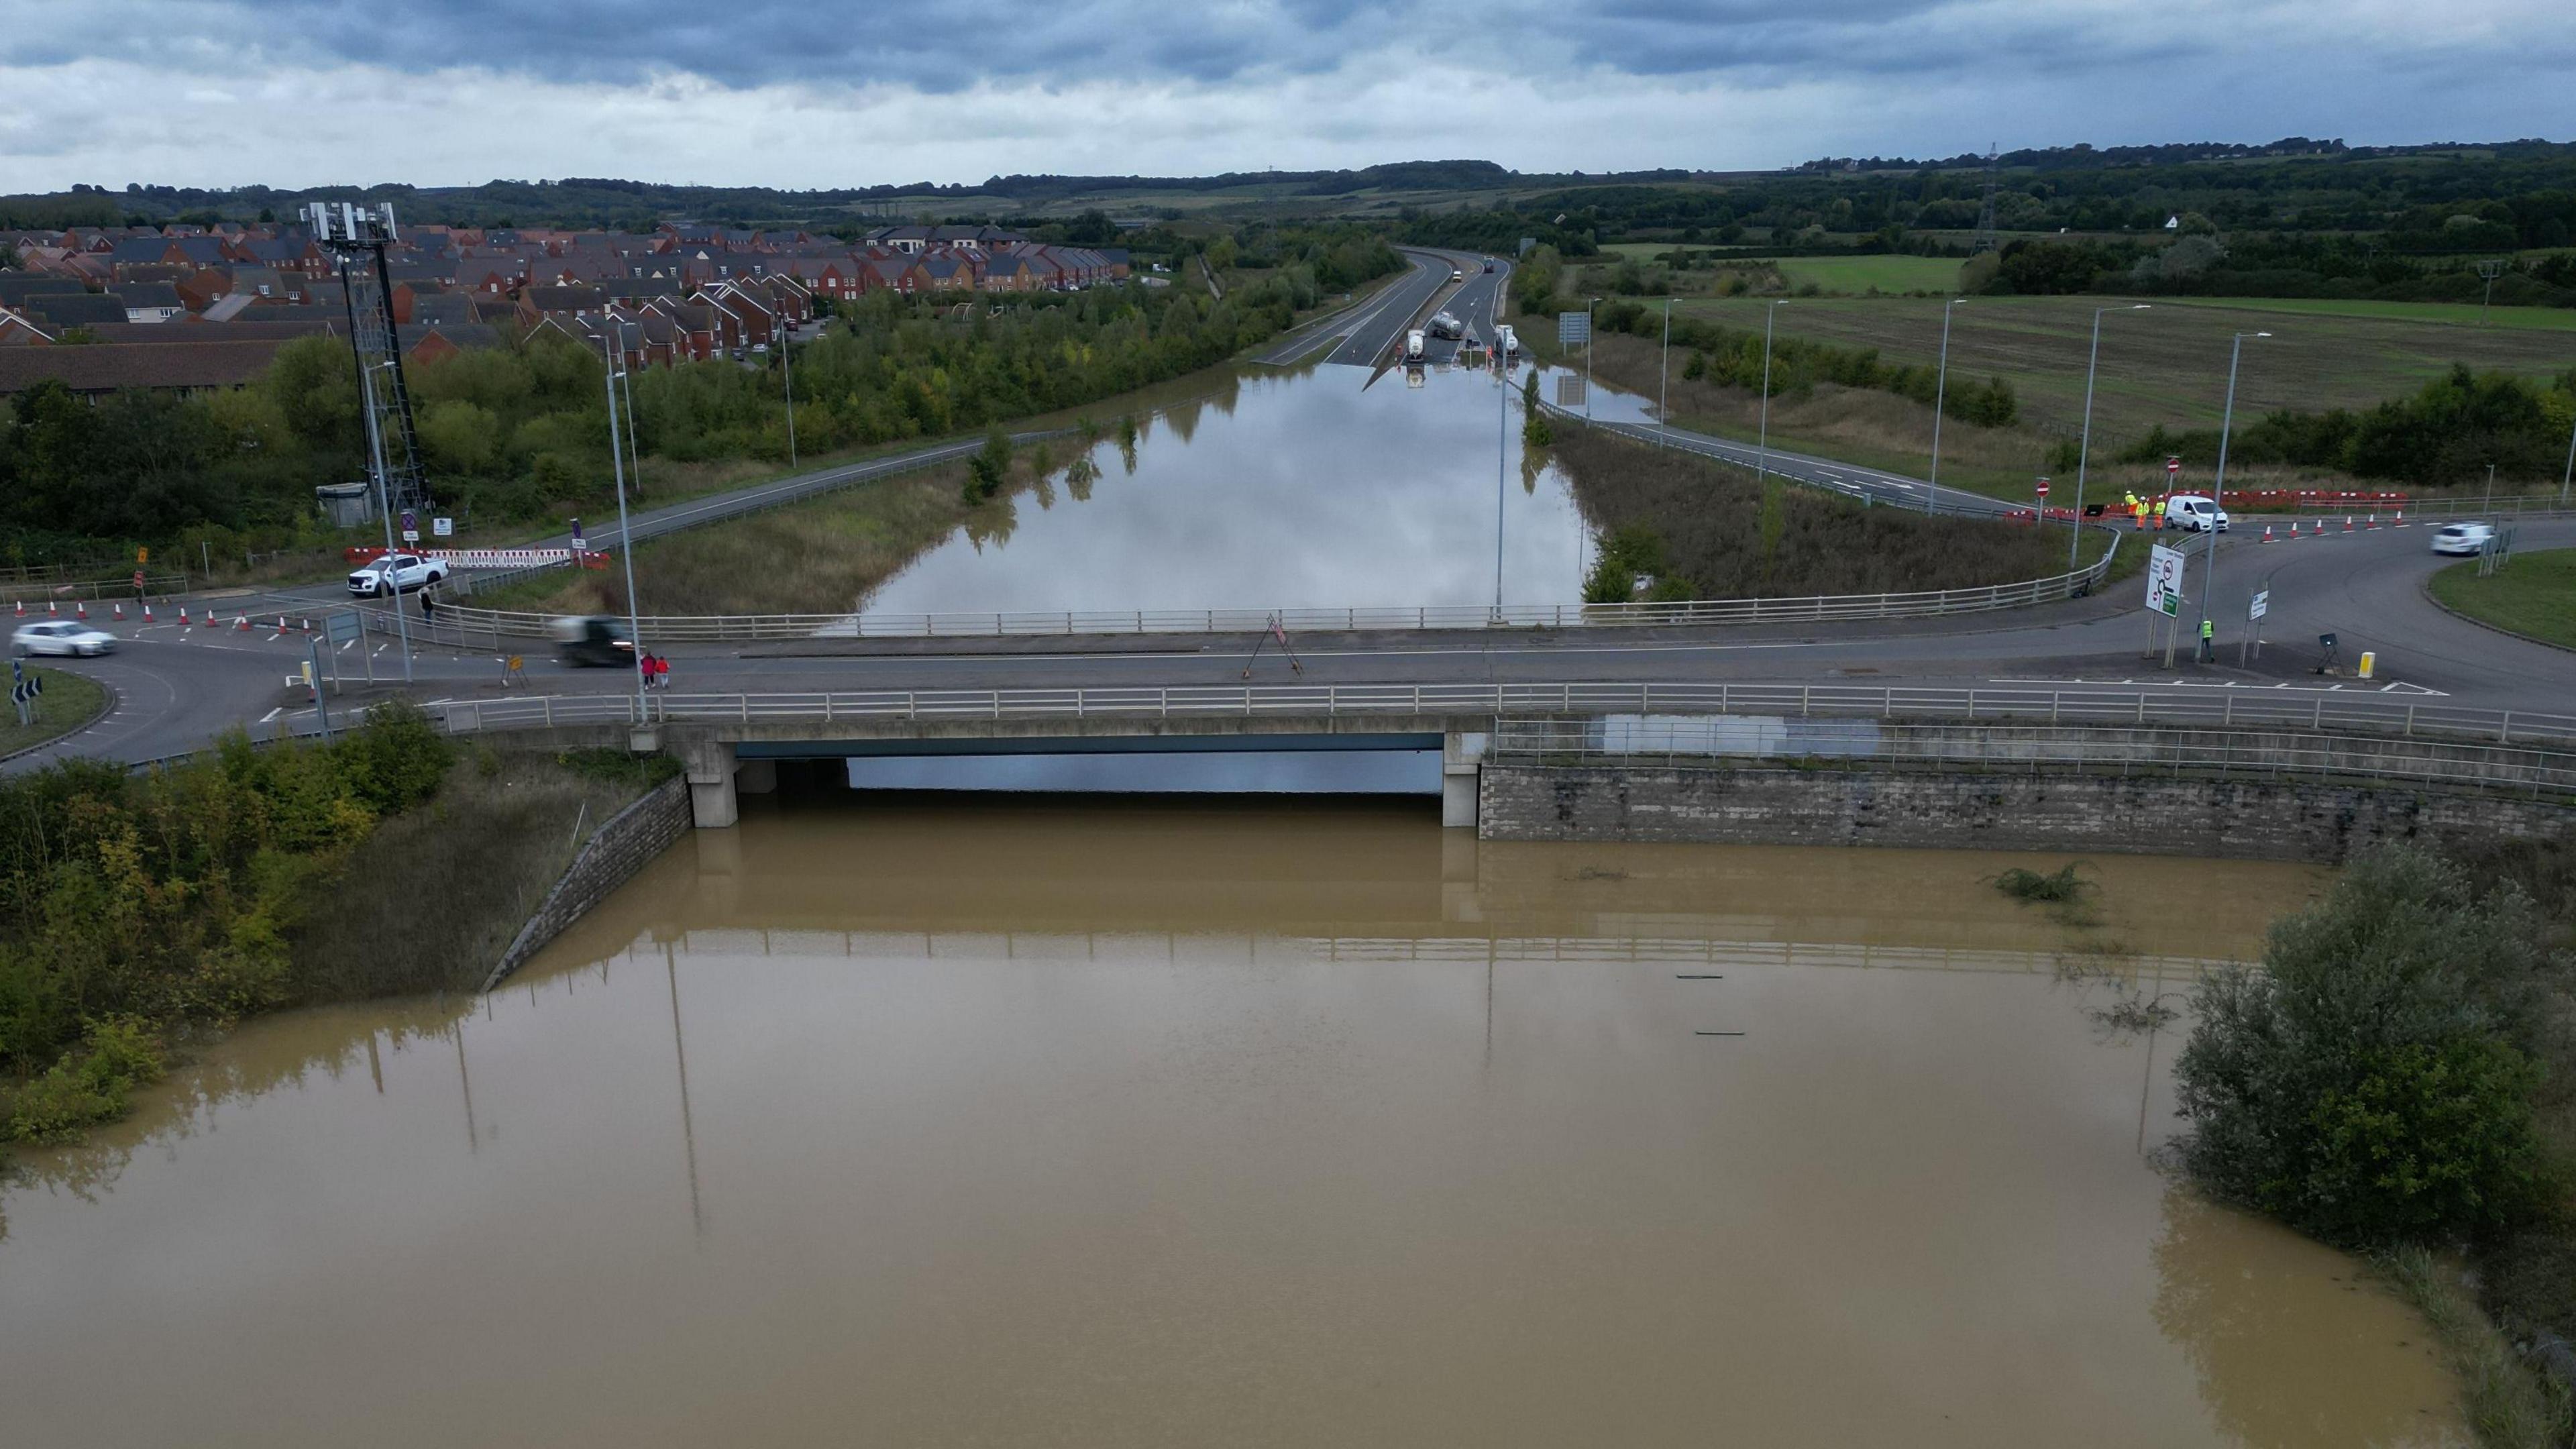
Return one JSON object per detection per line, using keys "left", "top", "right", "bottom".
{"left": 553, "top": 615, "right": 636, "bottom": 667}
{"left": 2430, "top": 522, "right": 2497, "bottom": 555}
{"left": 11, "top": 621, "right": 116, "bottom": 657}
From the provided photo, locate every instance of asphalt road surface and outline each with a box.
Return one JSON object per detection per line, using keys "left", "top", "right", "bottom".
{"left": 17, "top": 519, "right": 2569, "bottom": 771}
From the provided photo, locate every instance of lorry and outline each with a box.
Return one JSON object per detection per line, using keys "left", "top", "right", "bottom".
{"left": 1496, "top": 324, "right": 1519, "bottom": 357}
{"left": 1405, "top": 329, "right": 1426, "bottom": 362}
{"left": 1427, "top": 311, "right": 1465, "bottom": 341}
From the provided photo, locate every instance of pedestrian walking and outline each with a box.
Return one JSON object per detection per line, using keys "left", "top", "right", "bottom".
{"left": 2198, "top": 617, "right": 2215, "bottom": 663}
{"left": 639, "top": 649, "right": 656, "bottom": 691}
{"left": 420, "top": 587, "right": 437, "bottom": 622}
{"left": 653, "top": 653, "right": 672, "bottom": 691}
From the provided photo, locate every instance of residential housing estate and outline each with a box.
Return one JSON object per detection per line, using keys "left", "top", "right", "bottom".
{"left": 0, "top": 221, "right": 1130, "bottom": 399}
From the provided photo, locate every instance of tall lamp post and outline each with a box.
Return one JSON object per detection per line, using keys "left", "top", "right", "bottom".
{"left": 602, "top": 337, "right": 649, "bottom": 714}
{"left": 1928, "top": 297, "right": 1966, "bottom": 516}
{"left": 1584, "top": 297, "right": 1598, "bottom": 425}
{"left": 1495, "top": 353, "right": 1509, "bottom": 616}
{"left": 2561, "top": 407, "right": 2575, "bottom": 507}
{"left": 1658, "top": 297, "right": 1672, "bottom": 433}
{"left": 2195, "top": 330, "right": 2271, "bottom": 663}
{"left": 780, "top": 318, "right": 799, "bottom": 468}
{"left": 2072, "top": 304, "right": 2153, "bottom": 570}
{"left": 1756, "top": 299, "right": 1788, "bottom": 482}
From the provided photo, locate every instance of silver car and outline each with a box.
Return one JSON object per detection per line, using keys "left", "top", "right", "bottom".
{"left": 11, "top": 620, "right": 117, "bottom": 657}
{"left": 2430, "top": 522, "right": 2496, "bottom": 556}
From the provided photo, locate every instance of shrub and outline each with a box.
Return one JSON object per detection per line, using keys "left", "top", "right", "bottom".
{"left": 2174, "top": 846, "right": 2560, "bottom": 1247}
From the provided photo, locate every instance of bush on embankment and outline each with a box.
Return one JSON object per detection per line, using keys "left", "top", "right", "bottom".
{"left": 2174, "top": 843, "right": 2576, "bottom": 1443}
{"left": 1546, "top": 423, "right": 2084, "bottom": 602}
{"left": 0, "top": 706, "right": 665, "bottom": 1146}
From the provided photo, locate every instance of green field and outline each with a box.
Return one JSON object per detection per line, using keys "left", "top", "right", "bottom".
{"left": 1774, "top": 256, "right": 1966, "bottom": 294}
{"left": 1670, "top": 293, "right": 2576, "bottom": 438}
{"left": 2151, "top": 296, "right": 2576, "bottom": 331}
{"left": 2428, "top": 548, "right": 2576, "bottom": 649}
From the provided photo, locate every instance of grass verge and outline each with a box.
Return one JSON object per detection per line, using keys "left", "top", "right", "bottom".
{"left": 290, "top": 747, "right": 676, "bottom": 1001}
{"left": 1546, "top": 424, "right": 2089, "bottom": 598}
{"left": 0, "top": 665, "right": 107, "bottom": 758}
{"left": 2429, "top": 549, "right": 2576, "bottom": 650}
{"left": 2374, "top": 1246, "right": 2573, "bottom": 1449}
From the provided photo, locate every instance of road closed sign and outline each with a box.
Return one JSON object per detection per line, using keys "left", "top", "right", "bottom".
{"left": 2145, "top": 543, "right": 2186, "bottom": 617}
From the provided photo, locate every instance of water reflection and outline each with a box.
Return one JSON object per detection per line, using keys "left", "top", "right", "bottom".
{"left": 861, "top": 364, "right": 1589, "bottom": 615}
{"left": 0, "top": 804, "right": 2459, "bottom": 1448}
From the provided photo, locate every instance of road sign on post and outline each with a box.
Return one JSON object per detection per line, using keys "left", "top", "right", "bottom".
{"left": 2165, "top": 456, "right": 2182, "bottom": 482}
{"left": 433, "top": 517, "right": 454, "bottom": 538}
{"left": 1556, "top": 311, "right": 1591, "bottom": 347}
{"left": 2145, "top": 543, "right": 2186, "bottom": 617}
{"left": 400, "top": 508, "right": 419, "bottom": 544}
{"left": 2034, "top": 479, "right": 2050, "bottom": 497}
{"left": 2243, "top": 588, "right": 2270, "bottom": 665}
{"left": 2249, "top": 589, "right": 2269, "bottom": 621}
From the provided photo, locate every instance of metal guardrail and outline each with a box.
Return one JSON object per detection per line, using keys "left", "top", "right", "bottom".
{"left": 2292, "top": 495, "right": 2573, "bottom": 519}
{"left": 1489, "top": 716, "right": 2576, "bottom": 798}
{"left": 7, "top": 572, "right": 191, "bottom": 605}
{"left": 354, "top": 533, "right": 2121, "bottom": 645}
{"left": 433, "top": 681, "right": 2576, "bottom": 749}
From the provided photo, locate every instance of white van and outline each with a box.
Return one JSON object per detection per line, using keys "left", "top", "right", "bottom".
{"left": 2164, "top": 494, "right": 2230, "bottom": 533}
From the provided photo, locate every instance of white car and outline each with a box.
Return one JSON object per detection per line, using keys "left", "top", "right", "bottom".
{"left": 2163, "top": 494, "right": 2230, "bottom": 533}
{"left": 347, "top": 553, "right": 451, "bottom": 596}
{"left": 1450, "top": 268, "right": 1464, "bottom": 281}
{"left": 11, "top": 620, "right": 117, "bottom": 657}
{"left": 2430, "top": 522, "right": 2497, "bottom": 556}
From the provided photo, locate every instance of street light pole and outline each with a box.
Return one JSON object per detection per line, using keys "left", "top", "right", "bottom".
{"left": 2561, "top": 409, "right": 2575, "bottom": 507}
{"left": 1756, "top": 299, "right": 1786, "bottom": 482}
{"left": 354, "top": 356, "right": 414, "bottom": 683}
{"left": 1585, "top": 297, "right": 1597, "bottom": 425}
{"left": 1658, "top": 297, "right": 1672, "bottom": 433}
{"left": 2072, "top": 303, "right": 2153, "bottom": 570}
{"left": 780, "top": 319, "right": 799, "bottom": 468}
{"left": 602, "top": 337, "right": 648, "bottom": 715}
{"left": 1929, "top": 297, "right": 1964, "bottom": 516}
{"left": 2196, "top": 330, "right": 2270, "bottom": 664}
{"left": 1495, "top": 355, "right": 1509, "bottom": 616}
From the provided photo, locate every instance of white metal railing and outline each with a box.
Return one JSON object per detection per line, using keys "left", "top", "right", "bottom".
{"left": 347, "top": 535, "right": 2120, "bottom": 647}
{"left": 433, "top": 681, "right": 2576, "bottom": 750}
{"left": 1489, "top": 716, "right": 2576, "bottom": 796}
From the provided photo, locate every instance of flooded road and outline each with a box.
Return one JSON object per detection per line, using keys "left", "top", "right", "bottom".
{"left": 859, "top": 364, "right": 1591, "bottom": 615}
{"left": 0, "top": 800, "right": 2469, "bottom": 1447}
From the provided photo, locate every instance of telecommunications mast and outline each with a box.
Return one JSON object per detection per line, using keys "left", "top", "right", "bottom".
{"left": 308, "top": 201, "right": 433, "bottom": 518}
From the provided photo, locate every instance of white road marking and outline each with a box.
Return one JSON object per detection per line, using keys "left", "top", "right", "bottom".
{"left": 259, "top": 708, "right": 284, "bottom": 723}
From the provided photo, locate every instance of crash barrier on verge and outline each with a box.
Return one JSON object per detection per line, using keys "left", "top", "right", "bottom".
{"left": 428, "top": 681, "right": 2576, "bottom": 753}
{"left": 315, "top": 531, "right": 2122, "bottom": 647}
{"left": 345, "top": 546, "right": 612, "bottom": 570}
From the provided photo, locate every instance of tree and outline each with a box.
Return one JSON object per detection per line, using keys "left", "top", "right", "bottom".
{"left": 2173, "top": 847, "right": 2560, "bottom": 1247}
{"left": 0, "top": 244, "right": 18, "bottom": 271}
{"left": 965, "top": 426, "right": 1011, "bottom": 503}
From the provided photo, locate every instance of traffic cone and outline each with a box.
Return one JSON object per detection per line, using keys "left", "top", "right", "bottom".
{"left": 111, "top": 602, "right": 123, "bottom": 620}
{"left": 142, "top": 604, "right": 153, "bottom": 623}
{"left": 176, "top": 605, "right": 189, "bottom": 625}
{"left": 236, "top": 613, "right": 251, "bottom": 631}
{"left": 11, "top": 600, "right": 20, "bottom": 616}
{"left": 46, "top": 600, "right": 56, "bottom": 616}
{"left": 72, "top": 601, "right": 85, "bottom": 620}
{"left": 2343, "top": 514, "right": 2355, "bottom": 533}
{"left": 2261, "top": 524, "right": 2274, "bottom": 543}
{"left": 2365, "top": 512, "right": 2380, "bottom": 530}
{"left": 2394, "top": 508, "right": 2406, "bottom": 527}
{"left": 276, "top": 615, "right": 288, "bottom": 633}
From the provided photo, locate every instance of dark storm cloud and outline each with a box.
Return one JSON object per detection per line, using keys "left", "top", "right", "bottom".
{"left": 1, "top": 0, "right": 2166, "bottom": 90}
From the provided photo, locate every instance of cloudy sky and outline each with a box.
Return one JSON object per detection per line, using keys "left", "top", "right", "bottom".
{"left": 2, "top": 0, "right": 2571, "bottom": 191}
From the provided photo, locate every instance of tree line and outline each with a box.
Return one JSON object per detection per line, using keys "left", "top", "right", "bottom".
{"left": 2116, "top": 365, "right": 2576, "bottom": 487}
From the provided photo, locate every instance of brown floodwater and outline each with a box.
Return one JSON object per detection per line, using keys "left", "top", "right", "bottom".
{"left": 0, "top": 796, "right": 2470, "bottom": 1447}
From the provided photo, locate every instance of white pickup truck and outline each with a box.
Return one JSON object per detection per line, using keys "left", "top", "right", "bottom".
{"left": 347, "top": 553, "right": 451, "bottom": 596}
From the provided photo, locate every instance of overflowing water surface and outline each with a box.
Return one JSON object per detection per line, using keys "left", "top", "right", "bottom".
{"left": 0, "top": 799, "right": 2471, "bottom": 1447}
{"left": 860, "top": 363, "right": 1593, "bottom": 616}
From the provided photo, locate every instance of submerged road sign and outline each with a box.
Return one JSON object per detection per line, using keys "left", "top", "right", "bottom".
{"left": 1557, "top": 311, "right": 1591, "bottom": 347}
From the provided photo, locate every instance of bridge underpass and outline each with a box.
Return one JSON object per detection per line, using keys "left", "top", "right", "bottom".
{"left": 685, "top": 718, "right": 1492, "bottom": 829}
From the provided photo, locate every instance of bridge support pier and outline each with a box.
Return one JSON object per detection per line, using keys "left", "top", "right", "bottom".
{"left": 683, "top": 739, "right": 739, "bottom": 829}
{"left": 737, "top": 759, "right": 778, "bottom": 796}
{"left": 1442, "top": 730, "right": 1486, "bottom": 830}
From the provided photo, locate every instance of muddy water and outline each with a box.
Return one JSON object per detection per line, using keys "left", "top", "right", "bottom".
{"left": 0, "top": 800, "right": 2469, "bottom": 1448}
{"left": 857, "top": 364, "right": 1591, "bottom": 615}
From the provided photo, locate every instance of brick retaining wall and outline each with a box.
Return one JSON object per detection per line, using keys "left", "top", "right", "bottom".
{"left": 482, "top": 775, "right": 692, "bottom": 991}
{"left": 1479, "top": 765, "right": 2576, "bottom": 863}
